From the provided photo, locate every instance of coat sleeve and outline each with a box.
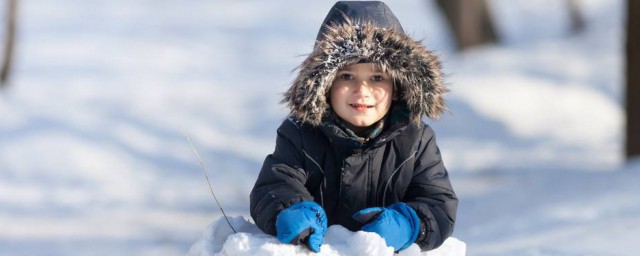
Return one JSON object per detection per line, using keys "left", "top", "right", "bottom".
{"left": 250, "top": 119, "right": 315, "bottom": 235}
{"left": 404, "top": 125, "right": 458, "bottom": 251}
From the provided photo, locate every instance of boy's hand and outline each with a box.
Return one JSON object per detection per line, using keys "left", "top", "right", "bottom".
{"left": 352, "top": 202, "right": 420, "bottom": 251}
{"left": 276, "top": 201, "right": 327, "bottom": 252}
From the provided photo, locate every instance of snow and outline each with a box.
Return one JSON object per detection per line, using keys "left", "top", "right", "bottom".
{"left": 186, "top": 216, "right": 466, "bottom": 256}
{"left": 0, "top": 0, "right": 637, "bottom": 255}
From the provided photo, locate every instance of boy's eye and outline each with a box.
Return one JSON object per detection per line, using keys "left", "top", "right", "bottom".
{"left": 339, "top": 73, "right": 353, "bottom": 80}
{"left": 371, "top": 75, "right": 384, "bottom": 82}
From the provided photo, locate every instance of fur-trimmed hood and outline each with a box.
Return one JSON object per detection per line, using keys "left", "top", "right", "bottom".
{"left": 282, "top": 1, "right": 447, "bottom": 126}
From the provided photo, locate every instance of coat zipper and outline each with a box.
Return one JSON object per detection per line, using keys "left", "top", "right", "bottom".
{"left": 303, "top": 150, "right": 326, "bottom": 209}
{"left": 337, "top": 166, "right": 345, "bottom": 207}
{"left": 381, "top": 151, "right": 417, "bottom": 207}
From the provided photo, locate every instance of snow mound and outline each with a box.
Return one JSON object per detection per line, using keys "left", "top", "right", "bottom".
{"left": 188, "top": 216, "right": 466, "bottom": 256}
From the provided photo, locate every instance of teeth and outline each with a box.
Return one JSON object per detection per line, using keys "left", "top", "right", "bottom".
{"left": 350, "top": 104, "right": 372, "bottom": 111}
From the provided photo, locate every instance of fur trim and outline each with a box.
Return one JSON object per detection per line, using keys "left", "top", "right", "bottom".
{"left": 282, "top": 19, "right": 447, "bottom": 126}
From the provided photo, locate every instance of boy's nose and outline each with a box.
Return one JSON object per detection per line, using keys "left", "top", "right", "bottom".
{"left": 354, "top": 80, "right": 371, "bottom": 94}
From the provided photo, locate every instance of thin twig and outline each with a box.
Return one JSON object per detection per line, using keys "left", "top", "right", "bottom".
{"left": 185, "top": 135, "right": 237, "bottom": 233}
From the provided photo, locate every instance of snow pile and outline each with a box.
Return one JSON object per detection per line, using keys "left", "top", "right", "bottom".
{"left": 188, "top": 216, "right": 466, "bottom": 256}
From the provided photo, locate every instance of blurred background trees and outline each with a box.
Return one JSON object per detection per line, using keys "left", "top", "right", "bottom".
{"left": 0, "top": 0, "right": 16, "bottom": 87}
{"left": 435, "top": 0, "right": 497, "bottom": 50}
{"left": 627, "top": 0, "right": 639, "bottom": 159}
{"left": 435, "top": 0, "right": 584, "bottom": 51}
{"left": 435, "top": 0, "right": 638, "bottom": 160}
{"left": 567, "top": 0, "right": 585, "bottom": 33}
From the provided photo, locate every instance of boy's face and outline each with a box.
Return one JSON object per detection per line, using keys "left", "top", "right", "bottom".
{"left": 330, "top": 63, "right": 395, "bottom": 128}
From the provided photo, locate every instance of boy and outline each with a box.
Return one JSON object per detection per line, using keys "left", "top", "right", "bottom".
{"left": 250, "top": 1, "right": 457, "bottom": 252}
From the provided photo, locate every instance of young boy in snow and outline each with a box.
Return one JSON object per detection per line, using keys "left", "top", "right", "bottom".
{"left": 250, "top": 1, "right": 457, "bottom": 252}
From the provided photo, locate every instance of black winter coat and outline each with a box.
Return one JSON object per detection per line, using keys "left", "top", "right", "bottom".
{"left": 250, "top": 117, "right": 458, "bottom": 250}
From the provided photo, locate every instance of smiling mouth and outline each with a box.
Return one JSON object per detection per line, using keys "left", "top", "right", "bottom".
{"left": 350, "top": 104, "right": 373, "bottom": 111}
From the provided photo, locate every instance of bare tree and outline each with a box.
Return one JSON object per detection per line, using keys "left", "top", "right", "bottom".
{"left": 435, "top": 0, "right": 497, "bottom": 51}
{"left": 567, "top": 0, "right": 585, "bottom": 34}
{"left": 1, "top": 0, "right": 17, "bottom": 87}
{"left": 627, "top": 0, "right": 640, "bottom": 159}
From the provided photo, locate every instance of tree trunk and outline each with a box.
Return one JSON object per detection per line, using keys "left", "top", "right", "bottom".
{"left": 567, "top": 0, "right": 585, "bottom": 34}
{"left": 627, "top": 0, "right": 640, "bottom": 159}
{"left": 435, "top": 0, "right": 497, "bottom": 51}
{"left": 1, "top": 0, "right": 17, "bottom": 87}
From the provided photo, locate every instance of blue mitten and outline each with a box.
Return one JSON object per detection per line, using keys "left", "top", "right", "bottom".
{"left": 276, "top": 201, "right": 328, "bottom": 252}
{"left": 352, "top": 202, "right": 420, "bottom": 251}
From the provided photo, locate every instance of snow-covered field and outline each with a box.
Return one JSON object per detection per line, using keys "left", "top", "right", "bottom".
{"left": 0, "top": 0, "right": 637, "bottom": 255}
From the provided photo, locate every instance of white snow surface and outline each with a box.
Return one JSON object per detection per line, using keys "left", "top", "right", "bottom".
{"left": 186, "top": 216, "right": 465, "bottom": 256}
{"left": 0, "top": 0, "right": 637, "bottom": 255}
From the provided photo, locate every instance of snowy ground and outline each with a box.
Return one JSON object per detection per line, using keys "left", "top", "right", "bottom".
{"left": 0, "top": 0, "right": 637, "bottom": 255}
{"left": 186, "top": 216, "right": 466, "bottom": 256}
